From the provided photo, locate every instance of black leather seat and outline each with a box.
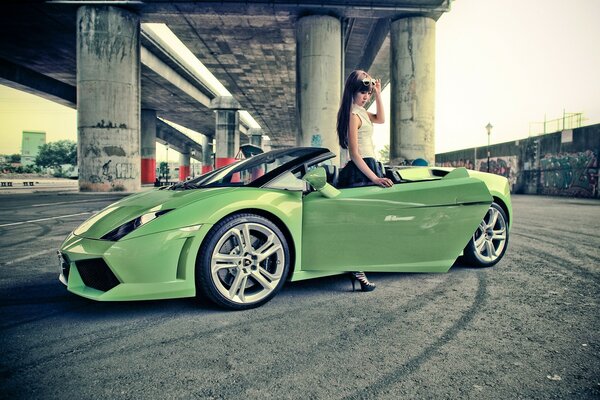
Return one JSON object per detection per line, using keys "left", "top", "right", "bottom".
{"left": 321, "top": 165, "right": 339, "bottom": 188}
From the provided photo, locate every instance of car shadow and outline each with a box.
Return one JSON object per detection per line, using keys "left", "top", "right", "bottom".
{"left": 1, "top": 261, "right": 482, "bottom": 323}
{"left": 281, "top": 271, "right": 427, "bottom": 295}
{"left": 0, "top": 277, "right": 224, "bottom": 329}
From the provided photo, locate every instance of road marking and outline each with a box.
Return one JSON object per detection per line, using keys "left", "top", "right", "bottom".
{"left": 0, "top": 212, "right": 92, "bottom": 228}
{"left": 2, "top": 249, "right": 56, "bottom": 266}
{"left": 31, "top": 198, "right": 121, "bottom": 208}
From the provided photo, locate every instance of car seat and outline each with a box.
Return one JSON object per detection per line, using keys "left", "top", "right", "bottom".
{"left": 321, "top": 165, "right": 339, "bottom": 188}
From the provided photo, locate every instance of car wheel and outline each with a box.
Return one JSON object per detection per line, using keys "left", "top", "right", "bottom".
{"left": 196, "top": 213, "right": 290, "bottom": 310}
{"left": 463, "top": 202, "right": 509, "bottom": 268}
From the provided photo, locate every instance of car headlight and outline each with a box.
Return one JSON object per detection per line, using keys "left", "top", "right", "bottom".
{"left": 101, "top": 209, "right": 172, "bottom": 241}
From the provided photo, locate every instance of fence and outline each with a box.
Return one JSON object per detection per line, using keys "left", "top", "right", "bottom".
{"left": 529, "top": 112, "right": 584, "bottom": 136}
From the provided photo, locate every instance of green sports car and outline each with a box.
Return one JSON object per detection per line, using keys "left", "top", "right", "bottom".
{"left": 58, "top": 147, "right": 511, "bottom": 310}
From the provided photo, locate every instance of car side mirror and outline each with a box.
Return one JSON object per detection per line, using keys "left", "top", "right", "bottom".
{"left": 302, "top": 167, "right": 340, "bottom": 198}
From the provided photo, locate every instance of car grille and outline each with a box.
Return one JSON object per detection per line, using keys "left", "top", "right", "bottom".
{"left": 75, "top": 258, "right": 120, "bottom": 292}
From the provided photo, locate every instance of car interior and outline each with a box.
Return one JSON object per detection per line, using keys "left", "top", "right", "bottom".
{"left": 321, "top": 162, "right": 406, "bottom": 188}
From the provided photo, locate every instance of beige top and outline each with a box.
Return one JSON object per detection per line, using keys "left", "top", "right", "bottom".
{"left": 351, "top": 105, "right": 375, "bottom": 158}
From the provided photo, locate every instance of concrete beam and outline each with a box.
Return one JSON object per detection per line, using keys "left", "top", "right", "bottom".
{"left": 209, "top": 96, "right": 241, "bottom": 110}
{"left": 0, "top": 58, "right": 76, "bottom": 108}
{"left": 155, "top": 119, "right": 203, "bottom": 156}
{"left": 141, "top": 46, "right": 211, "bottom": 108}
{"left": 350, "top": 18, "right": 391, "bottom": 78}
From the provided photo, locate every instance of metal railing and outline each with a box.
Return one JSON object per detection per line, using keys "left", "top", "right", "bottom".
{"left": 529, "top": 112, "right": 585, "bottom": 136}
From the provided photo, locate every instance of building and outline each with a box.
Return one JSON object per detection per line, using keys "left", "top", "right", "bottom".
{"left": 21, "top": 131, "right": 46, "bottom": 166}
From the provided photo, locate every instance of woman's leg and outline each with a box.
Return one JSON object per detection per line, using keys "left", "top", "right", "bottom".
{"left": 349, "top": 271, "right": 376, "bottom": 292}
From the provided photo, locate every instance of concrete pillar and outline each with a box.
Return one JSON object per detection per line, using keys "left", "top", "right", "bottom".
{"left": 77, "top": 6, "right": 140, "bottom": 192}
{"left": 200, "top": 134, "right": 213, "bottom": 173}
{"left": 190, "top": 148, "right": 199, "bottom": 178}
{"left": 141, "top": 109, "right": 156, "bottom": 184}
{"left": 296, "top": 15, "right": 342, "bottom": 163}
{"left": 210, "top": 96, "right": 241, "bottom": 168}
{"left": 389, "top": 17, "right": 436, "bottom": 166}
{"left": 179, "top": 148, "right": 190, "bottom": 181}
{"left": 248, "top": 128, "right": 263, "bottom": 148}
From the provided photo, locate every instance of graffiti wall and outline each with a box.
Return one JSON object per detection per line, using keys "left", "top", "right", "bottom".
{"left": 435, "top": 125, "right": 600, "bottom": 197}
{"left": 539, "top": 150, "right": 598, "bottom": 197}
{"left": 438, "top": 156, "right": 518, "bottom": 191}
{"left": 438, "top": 159, "right": 475, "bottom": 170}
{"left": 477, "top": 156, "right": 518, "bottom": 191}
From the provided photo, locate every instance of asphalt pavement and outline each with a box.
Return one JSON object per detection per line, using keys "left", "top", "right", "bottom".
{"left": 0, "top": 192, "right": 598, "bottom": 399}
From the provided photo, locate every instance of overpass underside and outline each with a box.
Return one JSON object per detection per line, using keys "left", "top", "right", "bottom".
{"left": 0, "top": 1, "right": 451, "bottom": 191}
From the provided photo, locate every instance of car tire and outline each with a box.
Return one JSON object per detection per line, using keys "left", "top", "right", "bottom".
{"left": 463, "top": 202, "right": 509, "bottom": 268}
{"left": 196, "top": 213, "right": 290, "bottom": 310}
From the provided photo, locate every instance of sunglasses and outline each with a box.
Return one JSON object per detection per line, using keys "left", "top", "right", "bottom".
{"left": 362, "top": 78, "right": 376, "bottom": 86}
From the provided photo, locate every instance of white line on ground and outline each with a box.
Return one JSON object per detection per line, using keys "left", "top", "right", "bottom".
{"left": 2, "top": 249, "right": 56, "bottom": 266}
{"left": 31, "top": 198, "right": 121, "bottom": 207}
{"left": 0, "top": 212, "right": 92, "bottom": 228}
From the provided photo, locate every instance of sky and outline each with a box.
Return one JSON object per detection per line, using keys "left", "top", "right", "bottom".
{"left": 1, "top": 0, "right": 599, "bottom": 160}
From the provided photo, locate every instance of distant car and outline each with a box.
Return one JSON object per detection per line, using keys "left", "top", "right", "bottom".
{"left": 58, "top": 147, "right": 511, "bottom": 310}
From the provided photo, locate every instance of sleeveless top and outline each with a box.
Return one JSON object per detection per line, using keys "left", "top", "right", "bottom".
{"left": 351, "top": 105, "right": 376, "bottom": 158}
{"left": 338, "top": 105, "right": 381, "bottom": 187}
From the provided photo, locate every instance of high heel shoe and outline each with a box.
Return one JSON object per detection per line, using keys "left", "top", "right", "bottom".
{"left": 349, "top": 271, "right": 376, "bottom": 292}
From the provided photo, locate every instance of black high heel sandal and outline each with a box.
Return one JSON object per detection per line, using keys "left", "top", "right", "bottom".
{"left": 349, "top": 272, "right": 376, "bottom": 292}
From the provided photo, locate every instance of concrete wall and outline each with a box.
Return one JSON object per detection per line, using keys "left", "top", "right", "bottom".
{"left": 435, "top": 124, "right": 600, "bottom": 198}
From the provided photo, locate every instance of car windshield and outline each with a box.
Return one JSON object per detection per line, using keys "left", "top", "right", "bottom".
{"left": 170, "top": 148, "right": 325, "bottom": 189}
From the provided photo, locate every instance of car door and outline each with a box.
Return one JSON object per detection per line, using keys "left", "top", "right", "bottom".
{"left": 300, "top": 169, "right": 493, "bottom": 273}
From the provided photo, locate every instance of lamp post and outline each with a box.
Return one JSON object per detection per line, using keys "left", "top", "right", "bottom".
{"left": 486, "top": 122, "right": 493, "bottom": 173}
{"left": 191, "top": 149, "right": 196, "bottom": 178}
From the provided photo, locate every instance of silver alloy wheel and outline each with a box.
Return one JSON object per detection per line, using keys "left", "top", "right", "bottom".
{"left": 471, "top": 205, "right": 507, "bottom": 263}
{"left": 210, "top": 222, "right": 285, "bottom": 305}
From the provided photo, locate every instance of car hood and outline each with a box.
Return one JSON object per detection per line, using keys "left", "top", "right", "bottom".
{"left": 73, "top": 187, "right": 237, "bottom": 239}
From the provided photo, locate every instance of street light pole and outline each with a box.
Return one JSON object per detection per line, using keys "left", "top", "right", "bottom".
{"left": 486, "top": 122, "right": 493, "bottom": 173}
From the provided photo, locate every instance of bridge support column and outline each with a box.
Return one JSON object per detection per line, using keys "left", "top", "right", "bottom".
{"left": 179, "top": 147, "right": 190, "bottom": 181}
{"left": 76, "top": 5, "right": 140, "bottom": 192}
{"left": 389, "top": 17, "right": 436, "bottom": 166}
{"left": 141, "top": 109, "right": 156, "bottom": 184}
{"left": 210, "top": 96, "right": 241, "bottom": 168}
{"left": 248, "top": 128, "right": 263, "bottom": 148}
{"left": 200, "top": 135, "right": 213, "bottom": 173}
{"left": 296, "top": 15, "right": 342, "bottom": 163}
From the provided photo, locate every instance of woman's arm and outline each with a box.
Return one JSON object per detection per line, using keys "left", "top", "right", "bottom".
{"left": 348, "top": 114, "right": 393, "bottom": 188}
{"left": 368, "top": 79, "right": 385, "bottom": 124}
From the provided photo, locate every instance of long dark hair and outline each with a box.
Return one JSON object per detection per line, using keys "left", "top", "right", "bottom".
{"left": 336, "top": 70, "right": 373, "bottom": 149}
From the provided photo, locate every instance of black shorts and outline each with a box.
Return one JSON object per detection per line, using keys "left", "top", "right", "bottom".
{"left": 337, "top": 157, "right": 384, "bottom": 188}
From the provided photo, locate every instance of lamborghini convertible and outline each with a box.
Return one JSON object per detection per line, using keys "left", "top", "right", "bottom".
{"left": 58, "top": 147, "right": 511, "bottom": 310}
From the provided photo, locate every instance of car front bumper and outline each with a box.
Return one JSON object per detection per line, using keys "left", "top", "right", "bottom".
{"left": 58, "top": 224, "right": 212, "bottom": 301}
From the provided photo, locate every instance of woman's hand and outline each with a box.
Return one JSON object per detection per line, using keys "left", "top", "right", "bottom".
{"left": 372, "top": 176, "right": 393, "bottom": 188}
{"left": 374, "top": 79, "right": 382, "bottom": 95}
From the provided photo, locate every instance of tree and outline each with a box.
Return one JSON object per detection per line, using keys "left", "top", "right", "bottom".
{"left": 7, "top": 154, "right": 21, "bottom": 163}
{"left": 35, "top": 140, "right": 77, "bottom": 168}
{"left": 378, "top": 144, "right": 390, "bottom": 164}
{"left": 159, "top": 161, "right": 170, "bottom": 181}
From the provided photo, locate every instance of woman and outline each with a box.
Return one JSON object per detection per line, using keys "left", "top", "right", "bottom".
{"left": 336, "top": 70, "right": 394, "bottom": 292}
